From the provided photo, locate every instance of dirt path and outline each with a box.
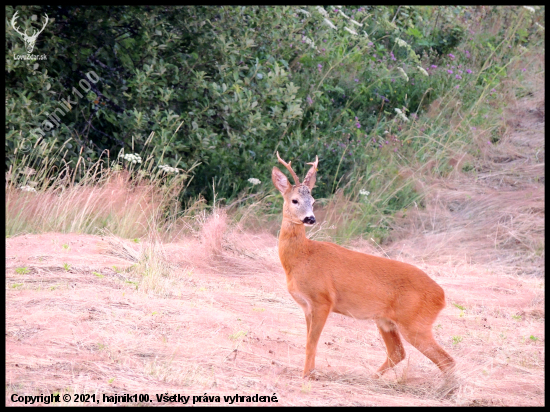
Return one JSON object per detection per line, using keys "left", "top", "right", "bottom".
{"left": 5, "top": 93, "right": 544, "bottom": 406}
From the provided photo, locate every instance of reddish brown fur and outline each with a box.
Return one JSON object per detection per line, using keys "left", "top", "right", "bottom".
{"left": 273, "top": 154, "right": 455, "bottom": 378}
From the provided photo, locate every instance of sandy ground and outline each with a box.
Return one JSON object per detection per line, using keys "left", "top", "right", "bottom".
{"left": 5, "top": 92, "right": 544, "bottom": 406}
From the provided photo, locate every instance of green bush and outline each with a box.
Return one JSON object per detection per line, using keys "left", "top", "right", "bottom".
{"left": 6, "top": 5, "right": 544, "bottom": 221}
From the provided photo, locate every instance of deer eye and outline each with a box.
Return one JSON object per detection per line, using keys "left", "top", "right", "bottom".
{"left": 292, "top": 199, "right": 298, "bottom": 204}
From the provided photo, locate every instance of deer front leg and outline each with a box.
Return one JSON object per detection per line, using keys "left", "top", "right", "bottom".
{"left": 302, "top": 304, "right": 331, "bottom": 378}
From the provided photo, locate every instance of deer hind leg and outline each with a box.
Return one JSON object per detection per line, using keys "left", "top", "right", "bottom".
{"left": 302, "top": 303, "right": 331, "bottom": 378}
{"left": 399, "top": 325, "right": 455, "bottom": 374}
{"left": 374, "top": 318, "right": 406, "bottom": 378}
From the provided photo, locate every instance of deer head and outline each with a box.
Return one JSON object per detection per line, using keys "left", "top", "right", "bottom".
{"left": 11, "top": 11, "right": 49, "bottom": 54}
{"left": 272, "top": 151, "right": 319, "bottom": 226}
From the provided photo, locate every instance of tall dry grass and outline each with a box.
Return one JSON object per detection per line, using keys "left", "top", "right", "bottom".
{"left": 6, "top": 171, "right": 166, "bottom": 238}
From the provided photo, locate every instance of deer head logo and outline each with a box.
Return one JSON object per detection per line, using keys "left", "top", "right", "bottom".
{"left": 11, "top": 11, "right": 49, "bottom": 54}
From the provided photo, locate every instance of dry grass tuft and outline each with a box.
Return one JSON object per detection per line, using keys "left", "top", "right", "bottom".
{"left": 200, "top": 208, "right": 228, "bottom": 258}
{"left": 6, "top": 171, "right": 168, "bottom": 239}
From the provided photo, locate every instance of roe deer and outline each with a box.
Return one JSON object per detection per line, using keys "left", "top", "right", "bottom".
{"left": 272, "top": 152, "right": 455, "bottom": 378}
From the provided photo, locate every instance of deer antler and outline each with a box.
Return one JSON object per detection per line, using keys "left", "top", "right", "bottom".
{"left": 302, "top": 155, "right": 319, "bottom": 190}
{"left": 306, "top": 155, "right": 319, "bottom": 171}
{"left": 11, "top": 11, "right": 26, "bottom": 37}
{"left": 276, "top": 151, "right": 300, "bottom": 186}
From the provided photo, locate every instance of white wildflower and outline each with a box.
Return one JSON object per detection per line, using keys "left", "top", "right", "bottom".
{"left": 323, "top": 18, "right": 337, "bottom": 30}
{"left": 248, "top": 178, "right": 261, "bottom": 186}
{"left": 523, "top": 6, "right": 535, "bottom": 13}
{"left": 158, "top": 165, "right": 180, "bottom": 174}
{"left": 302, "top": 36, "right": 316, "bottom": 49}
{"left": 395, "top": 38, "right": 408, "bottom": 48}
{"left": 395, "top": 108, "right": 409, "bottom": 122}
{"left": 535, "top": 22, "right": 544, "bottom": 31}
{"left": 359, "top": 189, "right": 370, "bottom": 197}
{"left": 20, "top": 185, "right": 37, "bottom": 193}
{"left": 397, "top": 67, "right": 409, "bottom": 82}
{"left": 349, "top": 19, "right": 363, "bottom": 27}
{"left": 315, "top": 6, "right": 328, "bottom": 17}
{"left": 417, "top": 66, "right": 429, "bottom": 77}
{"left": 122, "top": 153, "right": 142, "bottom": 164}
{"left": 344, "top": 27, "right": 358, "bottom": 35}
{"left": 297, "top": 8, "right": 310, "bottom": 17}
{"left": 338, "top": 10, "right": 350, "bottom": 20}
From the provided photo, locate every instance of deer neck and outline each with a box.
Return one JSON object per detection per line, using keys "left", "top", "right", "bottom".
{"left": 278, "top": 214, "right": 308, "bottom": 274}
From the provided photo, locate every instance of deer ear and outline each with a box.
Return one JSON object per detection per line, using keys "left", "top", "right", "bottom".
{"left": 272, "top": 166, "right": 291, "bottom": 195}
{"left": 302, "top": 156, "right": 319, "bottom": 190}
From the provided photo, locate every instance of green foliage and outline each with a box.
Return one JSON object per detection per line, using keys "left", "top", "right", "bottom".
{"left": 6, "top": 6, "right": 545, "bottom": 240}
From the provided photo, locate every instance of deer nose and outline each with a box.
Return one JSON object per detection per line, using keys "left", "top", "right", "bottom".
{"left": 303, "top": 216, "right": 316, "bottom": 225}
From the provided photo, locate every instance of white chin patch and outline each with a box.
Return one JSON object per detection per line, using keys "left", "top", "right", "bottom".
{"left": 303, "top": 222, "right": 315, "bottom": 227}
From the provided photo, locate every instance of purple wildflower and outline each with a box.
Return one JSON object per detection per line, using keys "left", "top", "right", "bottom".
{"left": 455, "top": 75, "right": 462, "bottom": 79}
{"left": 356, "top": 123, "right": 361, "bottom": 129}
{"left": 354, "top": 78, "right": 359, "bottom": 82}
{"left": 449, "top": 53, "right": 455, "bottom": 59}
{"left": 521, "top": 68, "right": 526, "bottom": 72}
{"left": 431, "top": 65, "right": 437, "bottom": 69}
{"left": 390, "top": 51, "right": 396, "bottom": 61}
{"left": 447, "top": 69, "right": 453, "bottom": 74}
{"left": 466, "top": 69, "right": 472, "bottom": 74}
